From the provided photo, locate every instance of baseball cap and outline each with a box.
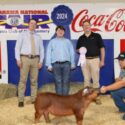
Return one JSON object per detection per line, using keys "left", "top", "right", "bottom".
{"left": 115, "top": 52, "right": 125, "bottom": 60}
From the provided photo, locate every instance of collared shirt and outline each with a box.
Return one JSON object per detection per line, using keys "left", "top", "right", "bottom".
{"left": 15, "top": 30, "right": 44, "bottom": 63}
{"left": 76, "top": 32, "right": 104, "bottom": 57}
{"left": 46, "top": 37, "right": 75, "bottom": 69}
{"left": 119, "top": 69, "right": 125, "bottom": 79}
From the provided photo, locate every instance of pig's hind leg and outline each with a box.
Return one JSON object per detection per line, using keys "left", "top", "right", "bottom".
{"left": 43, "top": 111, "right": 50, "bottom": 123}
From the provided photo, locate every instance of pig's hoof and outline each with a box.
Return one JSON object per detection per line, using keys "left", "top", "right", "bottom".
{"left": 34, "top": 120, "right": 40, "bottom": 124}
{"left": 95, "top": 99, "right": 102, "bottom": 105}
{"left": 46, "top": 120, "right": 51, "bottom": 123}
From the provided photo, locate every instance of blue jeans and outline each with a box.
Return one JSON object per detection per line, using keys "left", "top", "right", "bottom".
{"left": 111, "top": 87, "right": 125, "bottom": 112}
{"left": 53, "top": 62, "right": 71, "bottom": 95}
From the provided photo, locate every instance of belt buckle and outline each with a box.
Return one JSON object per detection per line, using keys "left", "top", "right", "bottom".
{"left": 28, "top": 55, "right": 33, "bottom": 58}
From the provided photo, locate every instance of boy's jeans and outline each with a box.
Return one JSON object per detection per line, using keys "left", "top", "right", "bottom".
{"left": 53, "top": 62, "right": 71, "bottom": 95}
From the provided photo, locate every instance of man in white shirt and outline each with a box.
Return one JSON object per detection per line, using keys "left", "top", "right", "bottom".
{"left": 15, "top": 18, "right": 44, "bottom": 107}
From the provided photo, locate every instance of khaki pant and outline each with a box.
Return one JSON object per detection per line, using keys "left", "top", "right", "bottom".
{"left": 18, "top": 56, "right": 39, "bottom": 102}
{"left": 81, "top": 58, "right": 100, "bottom": 88}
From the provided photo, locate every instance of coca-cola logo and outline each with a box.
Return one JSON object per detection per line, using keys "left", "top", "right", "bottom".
{"left": 72, "top": 9, "right": 125, "bottom": 32}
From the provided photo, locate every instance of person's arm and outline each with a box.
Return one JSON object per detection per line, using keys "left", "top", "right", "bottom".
{"left": 101, "top": 80, "right": 125, "bottom": 93}
{"left": 15, "top": 33, "right": 23, "bottom": 68}
{"left": 69, "top": 40, "right": 75, "bottom": 69}
{"left": 97, "top": 33, "right": 105, "bottom": 68}
{"left": 45, "top": 41, "right": 53, "bottom": 71}
{"left": 38, "top": 38, "right": 44, "bottom": 69}
{"left": 100, "top": 47, "right": 105, "bottom": 67}
{"left": 15, "top": 33, "right": 23, "bottom": 61}
{"left": 76, "top": 37, "right": 81, "bottom": 53}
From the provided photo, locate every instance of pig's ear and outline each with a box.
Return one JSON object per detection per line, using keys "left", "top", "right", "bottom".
{"left": 83, "top": 88, "right": 89, "bottom": 96}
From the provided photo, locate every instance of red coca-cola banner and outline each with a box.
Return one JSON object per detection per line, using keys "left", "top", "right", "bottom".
{"left": 72, "top": 9, "right": 125, "bottom": 32}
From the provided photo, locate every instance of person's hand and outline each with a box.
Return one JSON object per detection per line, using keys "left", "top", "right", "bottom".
{"left": 38, "top": 63, "right": 42, "bottom": 69}
{"left": 100, "top": 61, "right": 104, "bottom": 68}
{"left": 48, "top": 67, "right": 53, "bottom": 72}
{"left": 17, "top": 60, "right": 22, "bottom": 68}
{"left": 100, "top": 86, "right": 107, "bottom": 93}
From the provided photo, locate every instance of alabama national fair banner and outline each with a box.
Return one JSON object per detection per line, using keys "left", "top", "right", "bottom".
{"left": 0, "top": 3, "right": 125, "bottom": 95}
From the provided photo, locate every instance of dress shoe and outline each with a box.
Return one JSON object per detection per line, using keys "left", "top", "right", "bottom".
{"left": 31, "top": 101, "right": 35, "bottom": 104}
{"left": 18, "top": 102, "right": 24, "bottom": 107}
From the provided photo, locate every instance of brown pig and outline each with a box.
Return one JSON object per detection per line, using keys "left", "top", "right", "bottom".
{"left": 34, "top": 87, "right": 100, "bottom": 125}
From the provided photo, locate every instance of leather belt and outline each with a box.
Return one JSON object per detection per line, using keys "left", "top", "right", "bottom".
{"left": 21, "top": 54, "right": 40, "bottom": 59}
{"left": 55, "top": 61, "right": 69, "bottom": 64}
{"left": 86, "top": 56, "right": 99, "bottom": 59}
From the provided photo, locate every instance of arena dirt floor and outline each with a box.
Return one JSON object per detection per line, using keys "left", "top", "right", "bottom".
{"left": 0, "top": 84, "right": 125, "bottom": 125}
